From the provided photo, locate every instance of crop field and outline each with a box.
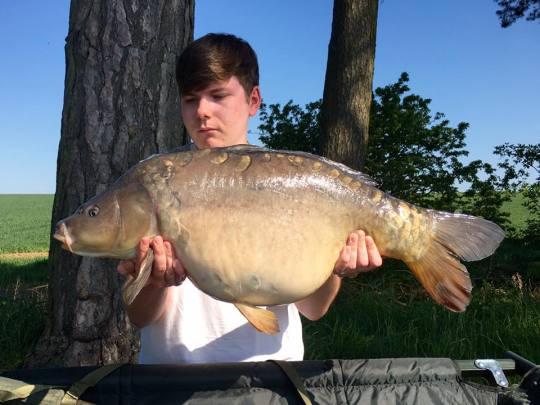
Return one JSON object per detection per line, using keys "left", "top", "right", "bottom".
{"left": 0, "top": 194, "right": 54, "bottom": 254}
{"left": 0, "top": 193, "right": 538, "bottom": 370}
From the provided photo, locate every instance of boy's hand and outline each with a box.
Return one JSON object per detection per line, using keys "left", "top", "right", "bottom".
{"left": 333, "top": 230, "right": 382, "bottom": 278}
{"left": 117, "top": 236, "right": 187, "bottom": 289}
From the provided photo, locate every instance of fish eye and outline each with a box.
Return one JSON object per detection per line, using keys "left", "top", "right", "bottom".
{"left": 87, "top": 206, "right": 100, "bottom": 217}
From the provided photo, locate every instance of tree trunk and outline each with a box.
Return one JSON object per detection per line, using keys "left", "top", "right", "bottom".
{"left": 319, "top": 0, "right": 378, "bottom": 170}
{"left": 27, "top": 0, "right": 194, "bottom": 367}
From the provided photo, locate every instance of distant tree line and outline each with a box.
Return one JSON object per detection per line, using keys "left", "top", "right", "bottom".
{"left": 258, "top": 73, "right": 539, "bottom": 241}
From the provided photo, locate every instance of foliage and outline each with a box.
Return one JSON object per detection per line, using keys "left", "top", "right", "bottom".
{"left": 521, "top": 183, "right": 540, "bottom": 239}
{"left": 495, "top": 143, "right": 540, "bottom": 187}
{"left": 258, "top": 73, "right": 511, "bottom": 225}
{"left": 258, "top": 100, "right": 321, "bottom": 154}
{"left": 494, "top": 143, "right": 540, "bottom": 240}
{"left": 459, "top": 161, "right": 513, "bottom": 230}
{"left": 0, "top": 195, "right": 54, "bottom": 253}
{"left": 495, "top": 0, "right": 540, "bottom": 27}
{"left": 367, "top": 73, "right": 481, "bottom": 212}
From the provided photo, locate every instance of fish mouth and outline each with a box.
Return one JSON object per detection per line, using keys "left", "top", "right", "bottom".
{"left": 53, "top": 222, "right": 74, "bottom": 253}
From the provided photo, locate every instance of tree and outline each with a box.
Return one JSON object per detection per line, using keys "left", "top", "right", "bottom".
{"left": 367, "top": 73, "right": 490, "bottom": 212}
{"left": 494, "top": 0, "right": 540, "bottom": 27}
{"left": 258, "top": 101, "right": 321, "bottom": 154}
{"left": 459, "top": 162, "right": 512, "bottom": 229}
{"left": 319, "top": 0, "right": 378, "bottom": 170}
{"left": 494, "top": 143, "right": 540, "bottom": 240}
{"left": 28, "top": 0, "right": 194, "bottom": 367}
{"left": 258, "top": 73, "right": 512, "bottom": 224}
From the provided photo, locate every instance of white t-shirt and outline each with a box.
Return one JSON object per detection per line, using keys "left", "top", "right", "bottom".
{"left": 138, "top": 279, "right": 304, "bottom": 364}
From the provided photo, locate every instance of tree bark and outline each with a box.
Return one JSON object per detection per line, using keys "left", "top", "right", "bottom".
{"left": 320, "top": 0, "right": 378, "bottom": 170}
{"left": 27, "top": 0, "right": 194, "bottom": 367}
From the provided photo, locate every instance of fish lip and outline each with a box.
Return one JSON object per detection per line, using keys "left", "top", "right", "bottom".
{"left": 53, "top": 222, "right": 74, "bottom": 253}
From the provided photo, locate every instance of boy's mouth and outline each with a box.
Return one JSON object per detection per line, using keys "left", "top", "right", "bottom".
{"left": 198, "top": 127, "right": 217, "bottom": 133}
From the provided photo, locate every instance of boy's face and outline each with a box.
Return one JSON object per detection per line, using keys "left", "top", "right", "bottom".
{"left": 180, "top": 76, "right": 261, "bottom": 149}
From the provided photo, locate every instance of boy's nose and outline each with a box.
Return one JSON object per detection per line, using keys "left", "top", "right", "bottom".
{"left": 197, "top": 98, "right": 211, "bottom": 118}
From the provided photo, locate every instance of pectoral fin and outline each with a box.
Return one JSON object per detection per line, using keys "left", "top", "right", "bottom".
{"left": 122, "top": 249, "right": 154, "bottom": 305}
{"left": 234, "top": 303, "right": 280, "bottom": 335}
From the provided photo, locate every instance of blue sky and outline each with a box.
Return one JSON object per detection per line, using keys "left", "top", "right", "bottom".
{"left": 0, "top": 0, "right": 538, "bottom": 193}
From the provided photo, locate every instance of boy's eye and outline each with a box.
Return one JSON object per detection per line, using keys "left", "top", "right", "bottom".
{"left": 212, "top": 93, "right": 227, "bottom": 100}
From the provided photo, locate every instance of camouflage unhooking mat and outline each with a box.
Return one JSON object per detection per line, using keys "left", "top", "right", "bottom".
{"left": 1, "top": 358, "right": 539, "bottom": 404}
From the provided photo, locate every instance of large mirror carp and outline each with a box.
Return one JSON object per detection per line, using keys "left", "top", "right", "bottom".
{"left": 54, "top": 145, "right": 504, "bottom": 334}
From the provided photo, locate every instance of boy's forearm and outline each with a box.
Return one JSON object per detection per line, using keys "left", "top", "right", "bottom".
{"left": 125, "top": 284, "right": 171, "bottom": 328}
{"left": 295, "top": 274, "right": 342, "bottom": 321}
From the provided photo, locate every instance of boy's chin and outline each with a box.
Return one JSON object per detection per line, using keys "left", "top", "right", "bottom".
{"left": 201, "top": 139, "right": 223, "bottom": 148}
{"left": 192, "top": 137, "right": 219, "bottom": 149}
{"left": 192, "top": 134, "right": 249, "bottom": 149}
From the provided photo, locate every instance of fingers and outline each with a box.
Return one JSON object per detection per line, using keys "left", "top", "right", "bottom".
{"left": 118, "top": 236, "right": 187, "bottom": 290}
{"left": 150, "top": 236, "right": 187, "bottom": 288}
{"left": 117, "top": 260, "right": 135, "bottom": 276}
{"left": 355, "top": 231, "right": 369, "bottom": 268}
{"left": 117, "top": 237, "right": 150, "bottom": 279}
{"left": 137, "top": 237, "right": 151, "bottom": 265}
{"left": 152, "top": 235, "right": 167, "bottom": 273}
{"left": 166, "top": 241, "right": 187, "bottom": 286}
{"left": 117, "top": 237, "right": 149, "bottom": 278}
{"left": 164, "top": 240, "right": 173, "bottom": 276}
{"left": 333, "top": 245, "right": 351, "bottom": 276}
{"left": 334, "top": 230, "right": 383, "bottom": 278}
{"left": 348, "top": 232, "right": 359, "bottom": 268}
{"left": 366, "top": 235, "right": 383, "bottom": 268}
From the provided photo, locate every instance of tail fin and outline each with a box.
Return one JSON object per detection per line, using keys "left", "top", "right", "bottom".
{"left": 405, "top": 212, "right": 504, "bottom": 312}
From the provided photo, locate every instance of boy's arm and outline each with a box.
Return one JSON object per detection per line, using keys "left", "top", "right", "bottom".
{"left": 123, "top": 283, "right": 172, "bottom": 328}
{"left": 295, "top": 230, "right": 382, "bottom": 320}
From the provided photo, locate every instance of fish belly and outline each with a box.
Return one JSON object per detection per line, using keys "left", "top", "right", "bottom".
{"left": 172, "top": 192, "right": 355, "bottom": 306}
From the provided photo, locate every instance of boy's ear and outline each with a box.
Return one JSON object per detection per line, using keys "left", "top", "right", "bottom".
{"left": 248, "top": 86, "right": 262, "bottom": 116}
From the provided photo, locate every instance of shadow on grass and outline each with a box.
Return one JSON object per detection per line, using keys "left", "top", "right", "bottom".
{"left": 0, "top": 258, "right": 49, "bottom": 287}
{"left": 0, "top": 257, "right": 48, "bottom": 370}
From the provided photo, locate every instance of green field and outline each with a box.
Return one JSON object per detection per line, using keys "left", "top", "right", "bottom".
{"left": 0, "top": 194, "right": 54, "bottom": 253}
{"left": 0, "top": 194, "right": 538, "bottom": 369}
{"left": 501, "top": 192, "right": 530, "bottom": 231}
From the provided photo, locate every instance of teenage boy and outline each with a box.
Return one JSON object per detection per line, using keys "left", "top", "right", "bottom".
{"left": 118, "top": 33, "right": 382, "bottom": 364}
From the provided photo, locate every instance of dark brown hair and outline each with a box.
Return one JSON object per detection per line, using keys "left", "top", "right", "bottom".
{"left": 176, "top": 33, "right": 259, "bottom": 96}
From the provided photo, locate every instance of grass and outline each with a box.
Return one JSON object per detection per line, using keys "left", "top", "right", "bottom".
{"left": 0, "top": 257, "right": 48, "bottom": 369}
{"left": 304, "top": 273, "right": 540, "bottom": 363}
{"left": 501, "top": 192, "right": 530, "bottom": 231}
{"left": 0, "top": 194, "right": 54, "bottom": 253}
